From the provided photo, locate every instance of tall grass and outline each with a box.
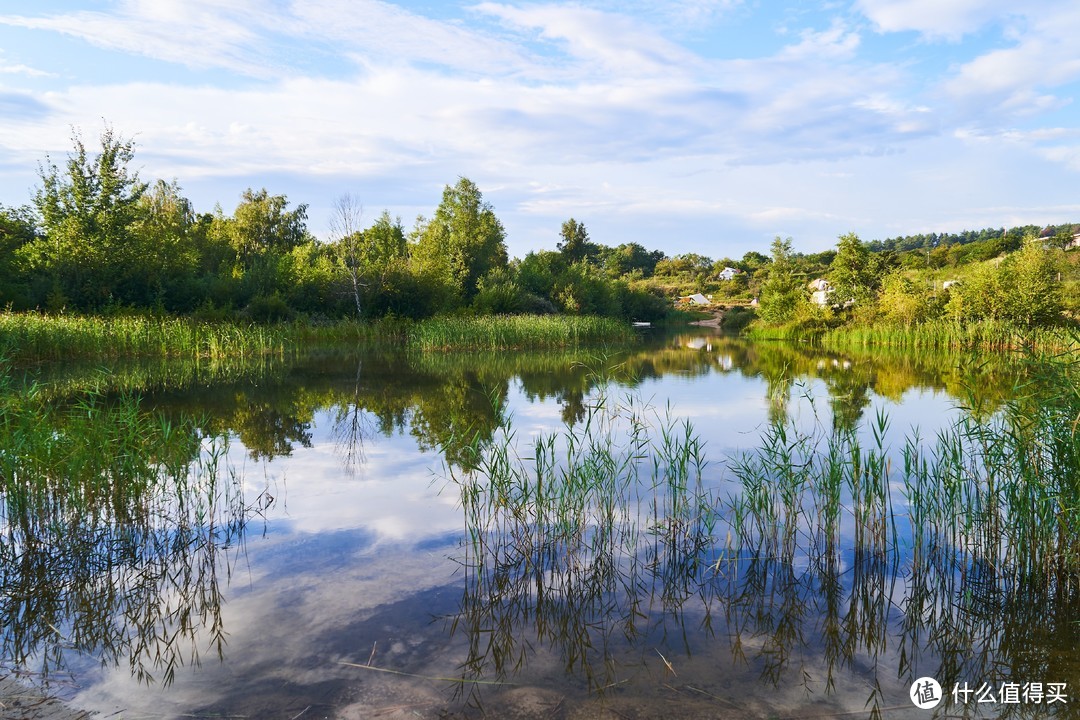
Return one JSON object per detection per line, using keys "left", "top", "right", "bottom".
{"left": 445, "top": 381, "right": 716, "bottom": 695}
{"left": 0, "top": 311, "right": 403, "bottom": 362}
{"left": 0, "top": 312, "right": 635, "bottom": 363}
{"left": 444, "top": 350, "right": 1080, "bottom": 709}
{"left": 748, "top": 317, "right": 1080, "bottom": 352}
{"left": 410, "top": 314, "right": 635, "bottom": 351}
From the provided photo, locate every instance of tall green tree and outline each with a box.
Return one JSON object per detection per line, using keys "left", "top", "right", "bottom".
{"left": 411, "top": 177, "right": 508, "bottom": 303}
{"left": 828, "top": 232, "right": 875, "bottom": 306}
{"left": 129, "top": 179, "right": 201, "bottom": 309}
{"left": 757, "top": 236, "right": 805, "bottom": 324}
{"left": 947, "top": 236, "right": 1063, "bottom": 327}
{"left": 31, "top": 126, "right": 148, "bottom": 308}
{"left": 557, "top": 218, "right": 594, "bottom": 263}
{"left": 226, "top": 188, "right": 309, "bottom": 262}
{"left": 0, "top": 204, "right": 36, "bottom": 306}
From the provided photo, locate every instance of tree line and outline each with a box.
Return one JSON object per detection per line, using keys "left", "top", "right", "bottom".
{"left": 0, "top": 128, "right": 672, "bottom": 323}
{"left": 756, "top": 230, "right": 1072, "bottom": 330}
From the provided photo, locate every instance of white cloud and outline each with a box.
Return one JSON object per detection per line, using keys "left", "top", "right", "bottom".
{"left": 943, "top": 9, "right": 1080, "bottom": 116}
{"left": 777, "top": 20, "right": 860, "bottom": 61}
{"left": 0, "top": 59, "right": 51, "bottom": 77}
{"left": 0, "top": 0, "right": 277, "bottom": 76}
{"left": 289, "top": 0, "right": 533, "bottom": 76}
{"left": 855, "top": 0, "right": 1017, "bottom": 40}
{"left": 473, "top": 3, "right": 701, "bottom": 79}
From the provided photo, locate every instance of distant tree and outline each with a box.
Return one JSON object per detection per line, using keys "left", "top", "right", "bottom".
{"left": 411, "top": 177, "right": 508, "bottom": 302}
{"left": 328, "top": 193, "right": 366, "bottom": 317}
{"left": 876, "top": 272, "right": 933, "bottom": 326}
{"left": 0, "top": 204, "right": 36, "bottom": 306}
{"left": 1050, "top": 226, "right": 1077, "bottom": 251}
{"left": 599, "top": 242, "right": 664, "bottom": 278}
{"left": 945, "top": 236, "right": 1062, "bottom": 326}
{"left": 227, "top": 188, "right": 309, "bottom": 262}
{"left": 557, "top": 218, "right": 594, "bottom": 263}
{"left": 1001, "top": 237, "right": 1063, "bottom": 327}
{"left": 130, "top": 179, "right": 201, "bottom": 309}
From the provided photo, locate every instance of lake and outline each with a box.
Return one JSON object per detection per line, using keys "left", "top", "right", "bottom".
{"left": 2, "top": 328, "right": 1077, "bottom": 719}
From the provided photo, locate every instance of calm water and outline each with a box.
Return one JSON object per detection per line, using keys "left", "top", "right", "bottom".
{"left": 2, "top": 329, "right": 1077, "bottom": 719}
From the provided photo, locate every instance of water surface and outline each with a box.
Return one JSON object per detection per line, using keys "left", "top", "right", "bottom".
{"left": 2, "top": 329, "right": 1075, "bottom": 719}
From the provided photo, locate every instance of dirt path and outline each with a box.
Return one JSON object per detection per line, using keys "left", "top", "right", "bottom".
{"left": 689, "top": 310, "right": 724, "bottom": 328}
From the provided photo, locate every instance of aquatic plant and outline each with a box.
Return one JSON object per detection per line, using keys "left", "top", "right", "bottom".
{"left": 409, "top": 314, "right": 635, "bottom": 351}
{"left": 0, "top": 311, "right": 635, "bottom": 363}
{"left": 439, "top": 349, "right": 1080, "bottom": 715}
{"left": 0, "top": 366, "right": 268, "bottom": 685}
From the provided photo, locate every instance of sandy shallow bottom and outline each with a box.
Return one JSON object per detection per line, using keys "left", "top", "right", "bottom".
{"left": 0, "top": 676, "right": 91, "bottom": 720}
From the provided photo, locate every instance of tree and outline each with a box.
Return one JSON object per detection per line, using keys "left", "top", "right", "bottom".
{"left": 1001, "top": 237, "right": 1063, "bottom": 327}
{"left": 130, "top": 179, "right": 201, "bottom": 309}
{"left": 0, "top": 204, "right": 36, "bottom": 307}
{"left": 946, "top": 236, "right": 1063, "bottom": 327}
{"left": 599, "top": 242, "right": 664, "bottom": 278}
{"left": 828, "top": 232, "right": 875, "bottom": 306}
{"left": 328, "top": 194, "right": 366, "bottom": 317}
{"left": 411, "top": 177, "right": 508, "bottom": 303}
{"left": 212, "top": 188, "right": 310, "bottom": 303}
{"left": 226, "top": 188, "right": 309, "bottom": 262}
{"left": 757, "top": 237, "right": 805, "bottom": 325}
{"left": 32, "top": 126, "right": 148, "bottom": 308}
{"left": 557, "top": 218, "right": 594, "bottom": 263}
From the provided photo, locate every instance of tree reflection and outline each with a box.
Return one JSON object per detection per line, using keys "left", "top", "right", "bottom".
{"left": 440, "top": 379, "right": 1078, "bottom": 717}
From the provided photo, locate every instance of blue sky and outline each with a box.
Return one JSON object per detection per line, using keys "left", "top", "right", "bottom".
{"left": 2, "top": 1, "right": 1080, "bottom": 259}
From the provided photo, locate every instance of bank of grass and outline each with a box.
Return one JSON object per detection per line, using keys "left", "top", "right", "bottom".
{"left": 747, "top": 317, "right": 1080, "bottom": 352}
{"left": 0, "top": 312, "right": 636, "bottom": 363}
{"left": 409, "top": 314, "right": 634, "bottom": 351}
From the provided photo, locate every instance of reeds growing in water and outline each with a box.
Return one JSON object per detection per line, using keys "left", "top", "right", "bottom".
{"left": 444, "top": 347, "right": 1080, "bottom": 711}
{"left": 0, "top": 311, "right": 635, "bottom": 363}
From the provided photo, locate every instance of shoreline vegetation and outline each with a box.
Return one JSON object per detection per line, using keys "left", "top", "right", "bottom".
{"left": 0, "top": 311, "right": 638, "bottom": 363}
{"left": 746, "top": 317, "right": 1080, "bottom": 352}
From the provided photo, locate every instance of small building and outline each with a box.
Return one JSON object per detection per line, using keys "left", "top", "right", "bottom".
{"left": 942, "top": 279, "right": 961, "bottom": 290}
{"left": 677, "top": 293, "right": 711, "bottom": 306}
{"left": 808, "top": 278, "right": 832, "bottom": 306}
{"left": 718, "top": 267, "right": 741, "bottom": 281}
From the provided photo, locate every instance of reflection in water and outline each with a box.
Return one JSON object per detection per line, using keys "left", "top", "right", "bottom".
{"left": 441, "top": 377, "right": 1078, "bottom": 717}
{"left": 4, "top": 331, "right": 1071, "bottom": 717}
{"left": 0, "top": 390, "right": 268, "bottom": 688}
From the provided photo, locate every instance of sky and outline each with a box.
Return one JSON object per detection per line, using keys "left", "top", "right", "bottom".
{"left": 2, "top": 1, "right": 1080, "bottom": 259}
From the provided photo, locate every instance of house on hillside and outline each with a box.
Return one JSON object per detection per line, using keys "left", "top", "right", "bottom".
{"left": 808, "top": 278, "right": 832, "bottom": 306}
{"left": 1040, "top": 224, "right": 1080, "bottom": 249}
{"left": 718, "top": 267, "right": 741, "bottom": 281}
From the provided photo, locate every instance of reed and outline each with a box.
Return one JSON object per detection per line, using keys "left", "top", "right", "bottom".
{"left": 410, "top": 314, "right": 635, "bottom": 351}
{"left": 0, "top": 364, "right": 267, "bottom": 684}
{"left": 748, "top": 317, "right": 1080, "bottom": 353}
{"left": 0, "top": 311, "right": 635, "bottom": 363}
{"left": 445, "top": 350, "right": 1080, "bottom": 700}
